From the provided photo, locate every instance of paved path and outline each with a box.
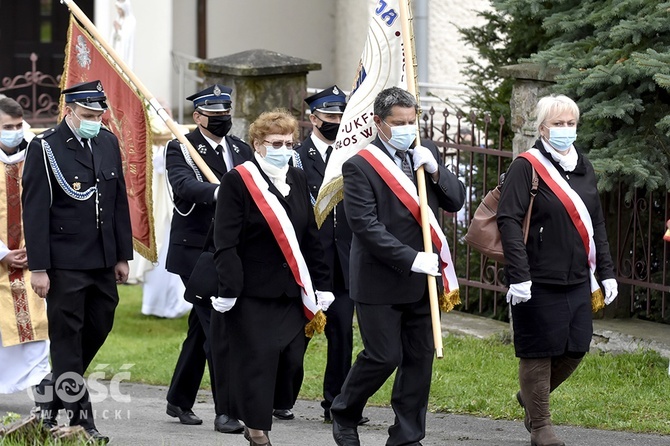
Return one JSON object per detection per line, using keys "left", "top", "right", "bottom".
{"left": 3, "top": 311, "right": 670, "bottom": 445}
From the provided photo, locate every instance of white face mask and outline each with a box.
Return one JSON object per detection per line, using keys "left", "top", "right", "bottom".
{"left": 262, "top": 146, "right": 293, "bottom": 169}
{"left": 381, "top": 122, "right": 416, "bottom": 151}
{"left": 545, "top": 126, "right": 577, "bottom": 151}
{"left": 0, "top": 128, "right": 24, "bottom": 148}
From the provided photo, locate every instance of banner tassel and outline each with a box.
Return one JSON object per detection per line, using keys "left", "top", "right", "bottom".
{"left": 591, "top": 289, "right": 605, "bottom": 313}
{"left": 439, "top": 289, "right": 461, "bottom": 313}
{"left": 304, "top": 311, "right": 327, "bottom": 338}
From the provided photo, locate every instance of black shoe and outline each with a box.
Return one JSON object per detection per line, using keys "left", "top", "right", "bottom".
{"left": 357, "top": 416, "right": 370, "bottom": 425}
{"left": 214, "top": 413, "right": 244, "bottom": 433}
{"left": 332, "top": 418, "right": 360, "bottom": 446}
{"left": 272, "top": 408, "right": 295, "bottom": 420}
{"left": 40, "top": 416, "right": 58, "bottom": 430}
{"left": 85, "top": 428, "right": 110, "bottom": 444}
{"left": 166, "top": 402, "right": 203, "bottom": 425}
{"left": 244, "top": 426, "right": 272, "bottom": 445}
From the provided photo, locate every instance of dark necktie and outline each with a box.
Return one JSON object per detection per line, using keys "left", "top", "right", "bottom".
{"left": 325, "top": 146, "right": 333, "bottom": 165}
{"left": 81, "top": 138, "right": 89, "bottom": 151}
{"left": 396, "top": 151, "right": 414, "bottom": 183}
{"left": 214, "top": 144, "right": 222, "bottom": 156}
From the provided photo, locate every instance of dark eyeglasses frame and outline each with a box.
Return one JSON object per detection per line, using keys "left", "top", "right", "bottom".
{"left": 263, "top": 140, "right": 294, "bottom": 149}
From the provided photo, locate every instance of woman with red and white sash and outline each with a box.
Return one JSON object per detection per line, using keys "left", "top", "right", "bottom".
{"left": 209, "top": 109, "right": 332, "bottom": 446}
{"left": 497, "top": 95, "right": 617, "bottom": 446}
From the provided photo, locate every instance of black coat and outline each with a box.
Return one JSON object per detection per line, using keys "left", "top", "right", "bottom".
{"left": 213, "top": 159, "right": 331, "bottom": 299}
{"left": 22, "top": 121, "right": 133, "bottom": 270}
{"left": 497, "top": 139, "right": 615, "bottom": 286}
{"left": 165, "top": 128, "right": 252, "bottom": 278}
{"left": 296, "top": 136, "right": 352, "bottom": 289}
{"left": 342, "top": 137, "right": 465, "bottom": 305}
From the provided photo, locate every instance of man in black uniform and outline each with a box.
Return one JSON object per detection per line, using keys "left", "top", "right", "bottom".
{"left": 23, "top": 80, "right": 134, "bottom": 444}
{"left": 164, "top": 85, "right": 252, "bottom": 433}
{"left": 286, "top": 86, "right": 368, "bottom": 424}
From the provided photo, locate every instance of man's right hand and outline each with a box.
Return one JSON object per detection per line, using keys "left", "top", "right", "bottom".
{"left": 1, "top": 248, "right": 28, "bottom": 269}
{"left": 31, "top": 271, "right": 50, "bottom": 299}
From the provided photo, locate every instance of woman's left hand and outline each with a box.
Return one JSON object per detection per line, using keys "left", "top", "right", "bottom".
{"left": 602, "top": 279, "right": 618, "bottom": 305}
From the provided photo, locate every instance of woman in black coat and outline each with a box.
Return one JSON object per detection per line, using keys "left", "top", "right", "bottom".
{"left": 497, "top": 95, "right": 617, "bottom": 446}
{"left": 209, "top": 110, "right": 333, "bottom": 446}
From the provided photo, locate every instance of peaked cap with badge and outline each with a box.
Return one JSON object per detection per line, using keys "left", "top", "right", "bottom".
{"left": 305, "top": 85, "right": 347, "bottom": 114}
{"left": 187, "top": 84, "right": 232, "bottom": 113}
{"left": 62, "top": 80, "right": 109, "bottom": 111}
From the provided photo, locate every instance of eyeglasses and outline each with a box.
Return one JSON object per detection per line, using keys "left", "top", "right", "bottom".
{"left": 263, "top": 140, "right": 294, "bottom": 149}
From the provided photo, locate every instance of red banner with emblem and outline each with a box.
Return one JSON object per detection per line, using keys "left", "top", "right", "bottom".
{"left": 61, "top": 16, "right": 156, "bottom": 262}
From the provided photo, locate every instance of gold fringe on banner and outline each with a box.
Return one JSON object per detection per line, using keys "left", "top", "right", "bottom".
{"left": 591, "top": 288, "right": 605, "bottom": 313}
{"left": 304, "top": 311, "right": 327, "bottom": 338}
{"left": 439, "top": 289, "right": 461, "bottom": 313}
{"left": 314, "top": 177, "right": 344, "bottom": 228}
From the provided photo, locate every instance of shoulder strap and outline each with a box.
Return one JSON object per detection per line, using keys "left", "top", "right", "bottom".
{"left": 522, "top": 166, "right": 538, "bottom": 244}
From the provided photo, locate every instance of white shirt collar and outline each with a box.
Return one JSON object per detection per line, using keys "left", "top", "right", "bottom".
{"left": 309, "top": 134, "right": 331, "bottom": 162}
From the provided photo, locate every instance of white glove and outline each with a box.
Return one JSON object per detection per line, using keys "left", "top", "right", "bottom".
{"left": 210, "top": 296, "right": 237, "bottom": 313}
{"left": 411, "top": 145, "right": 438, "bottom": 174}
{"left": 410, "top": 252, "right": 440, "bottom": 276}
{"left": 315, "top": 290, "right": 335, "bottom": 311}
{"left": 506, "top": 281, "right": 532, "bottom": 305}
{"left": 602, "top": 278, "right": 618, "bottom": 305}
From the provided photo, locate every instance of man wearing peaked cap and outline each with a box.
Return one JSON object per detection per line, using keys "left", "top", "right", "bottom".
{"left": 164, "top": 84, "right": 252, "bottom": 433}
{"left": 22, "top": 79, "right": 133, "bottom": 443}
{"left": 281, "top": 86, "right": 370, "bottom": 425}
{"left": 61, "top": 80, "right": 109, "bottom": 110}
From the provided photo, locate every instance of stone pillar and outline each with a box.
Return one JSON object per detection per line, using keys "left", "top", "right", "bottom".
{"left": 189, "top": 49, "right": 321, "bottom": 141}
{"left": 499, "top": 63, "right": 557, "bottom": 156}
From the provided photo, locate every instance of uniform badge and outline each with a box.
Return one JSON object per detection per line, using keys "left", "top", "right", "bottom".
{"left": 308, "top": 147, "right": 317, "bottom": 156}
{"left": 73, "top": 182, "right": 81, "bottom": 191}
{"left": 213, "top": 85, "right": 221, "bottom": 96}
{"left": 232, "top": 144, "right": 240, "bottom": 154}
{"left": 197, "top": 144, "right": 207, "bottom": 155}
{"left": 333, "top": 86, "right": 340, "bottom": 95}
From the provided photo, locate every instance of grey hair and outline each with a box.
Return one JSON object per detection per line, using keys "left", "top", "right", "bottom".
{"left": 374, "top": 87, "right": 418, "bottom": 120}
{"left": 535, "top": 94, "right": 580, "bottom": 134}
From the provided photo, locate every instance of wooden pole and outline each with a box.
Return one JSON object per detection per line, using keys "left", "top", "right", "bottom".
{"left": 60, "top": 0, "right": 219, "bottom": 184}
{"left": 398, "top": 0, "right": 444, "bottom": 359}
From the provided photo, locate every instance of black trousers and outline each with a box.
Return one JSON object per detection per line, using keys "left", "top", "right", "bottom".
{"left": 166, "top": 277, "right": 219, "bottom": 414}
{"left": 37, "top": 267, "right": 118, "bottom": 429}
{"left": 331, "top": 296, "right": 434, "bottom": 446}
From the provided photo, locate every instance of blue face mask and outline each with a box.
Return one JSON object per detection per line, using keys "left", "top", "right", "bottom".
{"left": 383, "top": 122, "right": 416, "bottom": 151}
{"left": 263, "top": 146, "right": 293, "bottom": 169}
{"left": 0, "top": 128, "right": 24, "bottom": 149}
{"left": 547, "top": 126, "right": 577, "bottom": 151}
{"left": 72, "top": 111, "right": 102, "bottom": 139}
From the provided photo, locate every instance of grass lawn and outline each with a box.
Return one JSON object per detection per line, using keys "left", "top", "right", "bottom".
{"left": 89, "top": 285, "right": 670, "bottom": 435}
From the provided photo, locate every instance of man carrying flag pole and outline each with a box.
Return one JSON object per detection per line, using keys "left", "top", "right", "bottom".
{"left": 327, "top": 2, "right": 466, "bottom": 445}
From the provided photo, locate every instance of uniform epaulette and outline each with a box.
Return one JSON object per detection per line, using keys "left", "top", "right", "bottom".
{"left": 36, "top": 128, "right": 56, "bottom": 139}
{"left": 99, "top": 126, "right": 114, "bottom": 135}
{"left": 229, "top": 134, "right": 247, "bottom": 144}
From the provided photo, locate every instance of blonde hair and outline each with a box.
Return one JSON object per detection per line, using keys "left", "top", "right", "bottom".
{"left": 535, "top": 94, "right": 580, "bottom": 134}
{"left": 248, "top": 109, "right": 298, "bottom": 146}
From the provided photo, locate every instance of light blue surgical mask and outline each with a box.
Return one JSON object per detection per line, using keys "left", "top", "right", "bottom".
{"left": 72, "top": 111, "right": 102, "bottom": 139}
{"left": 0, "top": 128, "right": 24, "bottom": 149}
{"left": 263, "top": 146, "right": 293, "bottom": 169}
{"left": 546, "top": 126, "right": 577, "bottom": 151}
{"left": 383, "top": 122, "right": 416, "bottom": 151}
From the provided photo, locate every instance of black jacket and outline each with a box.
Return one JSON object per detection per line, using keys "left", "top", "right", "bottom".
{"left": 343, "top": 137, "right": 465, "bottom": 305}
{"left": 497, "top": 139, "right": 615, "bottom": 286}
{"left": 213, "top": 158, "right": 330, "bottom": 299}
{"left": 296, "top": 136, "right": 352, "bottom": 289}
{"left": 165, "top": 128, "right": 252, "bottom": 278}
{"left": 22, "top": 121, "right": 133, "bottom": 270}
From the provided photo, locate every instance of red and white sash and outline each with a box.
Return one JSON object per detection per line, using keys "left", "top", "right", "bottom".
{"left": 235, "top": 162, "right": 324, "bottom": 329}
{"left": 358, "top": 145, "right": 460, "bottom": 309}
{"left": 519, "top": 149, "right": 604, "bottom": 304}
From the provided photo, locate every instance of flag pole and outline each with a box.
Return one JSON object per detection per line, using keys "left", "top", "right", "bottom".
{"left": 60, "top": 0, "right": 219, "bottom": 184}
{"left": 398, "top": 0, "right": 444, "bottom": 359}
